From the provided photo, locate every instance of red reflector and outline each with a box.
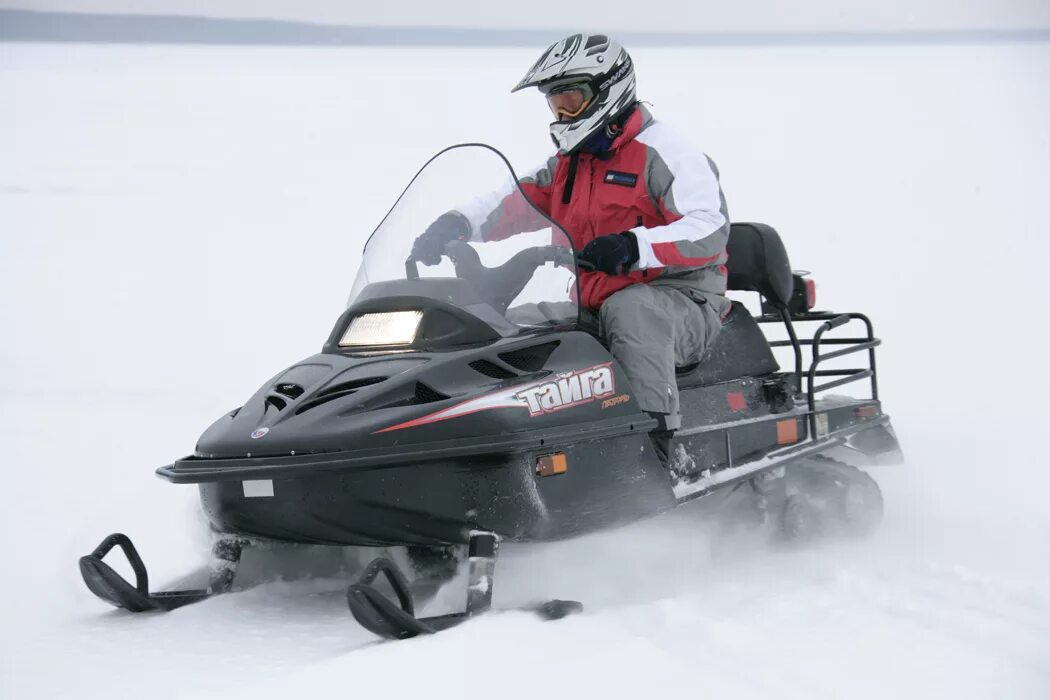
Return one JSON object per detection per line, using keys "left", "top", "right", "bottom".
{"left": 727, "top": 392, "right": 747, "bottom": 411}
{"left": 804, "top": 279, "right": 816, "bottom": 310}
{"left": 855, "top": 405, "right": 879, "bottom": 418}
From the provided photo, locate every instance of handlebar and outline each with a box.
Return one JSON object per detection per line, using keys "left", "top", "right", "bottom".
{"left": 406, "top": 242, "right": 581, "bottom": 278}
{"left": 405, "top": 241, "right": 581, "bottom": 313}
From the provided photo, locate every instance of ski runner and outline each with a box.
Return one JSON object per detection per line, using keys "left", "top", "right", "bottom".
{"left": 411, "top": 33, "right": 731, "bottom": 469}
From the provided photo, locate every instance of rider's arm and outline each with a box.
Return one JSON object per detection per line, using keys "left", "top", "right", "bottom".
{"left": 628, "top": 125, "right": 729, "bottom": 271}
{"left": 456, "top": 156, "right": 557, "bottom": 242}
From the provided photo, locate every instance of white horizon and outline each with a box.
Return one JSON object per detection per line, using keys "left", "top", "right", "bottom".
{"left": 2, "top": 0, "right": 1049, "bottom": 33}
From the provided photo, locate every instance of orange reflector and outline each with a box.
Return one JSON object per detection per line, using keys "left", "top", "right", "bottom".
{"left": 536, "top": 453, "right": 568, "bottom": 477}
{"left": 855, "top": 405, "right": 879, "bottom": 418}
{"left": 776, "top": 419, "right": 799, "bottom": 445}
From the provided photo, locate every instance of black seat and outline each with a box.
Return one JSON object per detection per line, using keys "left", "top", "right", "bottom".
{"left": 724, "top": 222, "right": 794, "bottom": 309}
{"left": 675, "top": 223, "right": 791, "bottom": 388}
{"left": 676, "top": 301, "right": 778, "bottom": 388}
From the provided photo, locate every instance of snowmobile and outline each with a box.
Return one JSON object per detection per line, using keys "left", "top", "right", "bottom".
{"left": 79, "top": 143, "right": 902, "bottom": 639}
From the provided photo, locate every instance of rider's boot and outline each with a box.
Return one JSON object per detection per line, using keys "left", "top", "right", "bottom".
{"left": 650, "top": 429, "right": 674, "bottom": 469}
{"left": 648, "top": 412, "right": 688, "bottom": 475}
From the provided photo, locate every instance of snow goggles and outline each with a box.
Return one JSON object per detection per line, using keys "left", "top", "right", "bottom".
{"left": 542, "top": 82, "right": 594, "bottom": 120}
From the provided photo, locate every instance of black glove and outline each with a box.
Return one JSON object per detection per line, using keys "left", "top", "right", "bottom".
{"left": 411, "top": 211, "right": 471, "bottom": 265}
{"left": 577, "top": 232, "right": 639, "bottom": 275}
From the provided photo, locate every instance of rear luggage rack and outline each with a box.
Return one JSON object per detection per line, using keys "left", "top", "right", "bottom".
{"left": 757, "top": 311, "right": 880, "bottom": 438}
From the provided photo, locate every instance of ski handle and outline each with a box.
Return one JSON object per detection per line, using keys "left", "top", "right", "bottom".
{"left": 89, "top": 533, "right": 151, "bottom": 593}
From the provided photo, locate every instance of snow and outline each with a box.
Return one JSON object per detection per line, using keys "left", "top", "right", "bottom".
{"left": 3, "top": 40, "right": 1050, "bottom": 698}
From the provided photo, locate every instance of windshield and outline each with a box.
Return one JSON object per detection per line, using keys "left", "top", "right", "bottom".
{"left": 349, "top": 144, "right": 579, "bottom": 333}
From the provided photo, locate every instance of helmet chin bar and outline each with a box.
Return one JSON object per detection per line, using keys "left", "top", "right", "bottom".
{"left": 548, "top": 92, "right": 610, "bottom": 154}
{"left": 550, "top": 121, "right": 596, "bottom": 155}
{"left": 548, "top": 97, "right": 636, "bottom": 155}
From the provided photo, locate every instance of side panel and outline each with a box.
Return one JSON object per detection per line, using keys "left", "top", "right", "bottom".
{"left": 198, "top": 431, "right": 674, "bottom": 546}
{"left": 677, "top": 376, "right": 789, "bottom": 471}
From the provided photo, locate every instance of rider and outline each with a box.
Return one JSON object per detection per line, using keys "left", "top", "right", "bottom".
{"left": 411, "top": 34, "right": 730, "bottom": 469}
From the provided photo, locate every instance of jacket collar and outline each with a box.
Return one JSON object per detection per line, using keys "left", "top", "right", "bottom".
{"left": 607, "top": 103, "right": 653, "bottom": 152}
{"left": 562, "top": 104, "right": 653, "bottom": 160}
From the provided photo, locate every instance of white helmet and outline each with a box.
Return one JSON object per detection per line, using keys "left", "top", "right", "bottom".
{"left": 512, "top": 34, "right": 637, "bottom": 155}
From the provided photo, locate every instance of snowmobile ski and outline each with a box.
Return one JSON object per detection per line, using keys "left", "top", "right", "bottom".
{"left": 347, "top": 532, "right": 582, "bottom": 640}
{"left": 78, "top": 533, "right": 242, "bottom": 612}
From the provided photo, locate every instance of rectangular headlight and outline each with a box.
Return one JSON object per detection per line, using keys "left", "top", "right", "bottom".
{"left": 339, "top": 310, "right": 423, "bottom": 347}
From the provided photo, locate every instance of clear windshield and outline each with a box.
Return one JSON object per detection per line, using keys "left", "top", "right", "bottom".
{"left": 349, "top": 144, "right": 579, "bottom": 332}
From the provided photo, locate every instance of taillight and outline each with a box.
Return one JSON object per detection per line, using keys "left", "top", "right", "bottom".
{"left": 804, "top": 278, "right": 816, "bottom": 310}
{"left": 765, "top": 271, "right": 818, "bottom": 316}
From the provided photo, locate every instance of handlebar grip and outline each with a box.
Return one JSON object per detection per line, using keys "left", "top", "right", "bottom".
{"left": 823, "top": 314, "right": 851, "bottom": 331}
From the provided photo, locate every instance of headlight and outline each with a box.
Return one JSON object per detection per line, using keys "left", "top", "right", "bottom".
{"left": 339, "top": 311, "right": 423, "bottom": 347}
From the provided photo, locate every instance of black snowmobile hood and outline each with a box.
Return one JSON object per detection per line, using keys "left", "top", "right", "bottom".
{"left": 165, "top": 327, "right": 653, "bottom": 482}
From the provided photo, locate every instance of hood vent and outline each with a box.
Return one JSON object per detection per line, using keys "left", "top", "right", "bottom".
{"left": 375, "top": 381, "right": 451, "bottom": 411}
{"left": 498, "top": 341, "right": 559, "bottom": 372}
{"left": 316, "top": 376, "right": 387, "bottom": 398}
{"left": 274, "top": 382, "right": 304, "bottom": 399}
{"left": 469, "top": 359, "right": 517, "bottom": 380}
{"left": 294, "top": 376, "right": 388, "bottom": 415}
{"left": 412, "top": 382, "right": 449, "bottom": 404}
{"left": 264, "top": 395, "right": 287, "bottom": 412}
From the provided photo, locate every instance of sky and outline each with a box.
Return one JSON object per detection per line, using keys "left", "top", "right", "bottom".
{"left": 3, "top": 0, "right": 1049, "bottom": 33}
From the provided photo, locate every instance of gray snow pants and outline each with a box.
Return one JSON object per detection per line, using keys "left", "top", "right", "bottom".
{"left": 599, "top": 284, "right": 726, "bottom": 424}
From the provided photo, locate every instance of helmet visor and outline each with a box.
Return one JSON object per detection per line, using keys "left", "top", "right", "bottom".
{"left": 544, "top": 84, "right": 594, "bottom": 121}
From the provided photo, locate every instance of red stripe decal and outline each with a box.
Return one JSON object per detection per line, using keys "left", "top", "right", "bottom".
{"left": 373, "top": 362, "right": 616, "bottom": 434}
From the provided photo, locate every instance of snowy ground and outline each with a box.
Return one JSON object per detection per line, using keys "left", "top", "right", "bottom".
{"left": 3, "top": 40, "right": 1050, "bottom": 699}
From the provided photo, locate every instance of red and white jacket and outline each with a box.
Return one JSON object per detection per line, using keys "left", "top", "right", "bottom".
{"left": 459, "top": 105, "right": 730, "bottom": 312}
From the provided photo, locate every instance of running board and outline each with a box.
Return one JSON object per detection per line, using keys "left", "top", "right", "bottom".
{"left": 674, "top": 415, "right": 892, "bottom": 504}
{"left": 674, "top": 437, "right": 846, "bottom": 504}
{"left": 346, "top": 532, "right": 581, "bottom": 640}
{"left": 78, "top": 533, "right": 242, "bottom": 612}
